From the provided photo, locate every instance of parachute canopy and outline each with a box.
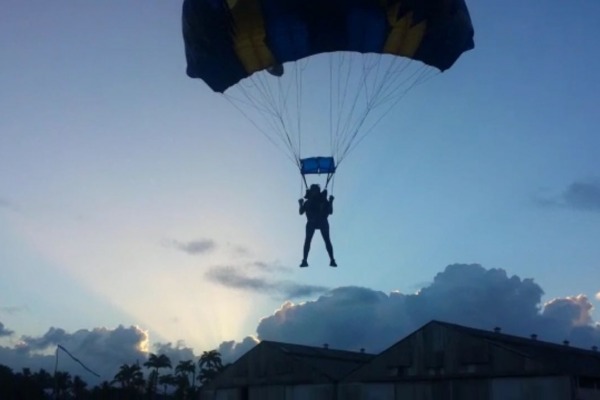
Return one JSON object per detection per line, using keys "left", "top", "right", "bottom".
{"left": 182, "top": 0, "right": 474, "bottom": 185}
{"left": 182, "top": 0, "right": 474, "bottom": 93}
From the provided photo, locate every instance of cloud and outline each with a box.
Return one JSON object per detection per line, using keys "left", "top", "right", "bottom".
{"left": 0, "top": 198, "right": 19, "bottom": 213}
{"left": 537, "top": 180, "right": 600, "bottom": 212}
{"left": 152, "top": 341, "right": 196, "bottom": 367}
{"left": 249, "top": 261, "right": 291, "bottom": 274}
{"left": 542, "top": 295, "right": 593, "bottom": 326}
{"left": 562, "top": 181, "right": 600, "bottom": 211}
{"left": 596, "top": 292, "right": 600, "bottom": 301}
{"left": 206, "top": 265, "right": 329, "bottom": 300}
{"left": 217, "top": 336, "right": 259, "bottom": 364}
{"left": 254, "top": 264, "right": 600, "bottom": 353}
{"left": 1, "top": 325, "right": 150, "bottom": 385}
{"left": 3, "top": 263, "right": 600, "bottom": 386}
{"left": 226, "top": 243, "right": 251, "bottom": 257}
{"left": 0, "top": 305, "right": 28, "bottom": 315}
{"left": 167, "top": 239, "right": 216, "bottom": 255}
{"left": 0, "top": 322, "right": 14, "bottom": 337}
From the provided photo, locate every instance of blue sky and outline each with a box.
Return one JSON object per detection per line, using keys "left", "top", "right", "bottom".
{"left": 2, "top": 0, "right": 600, "bottom": 382}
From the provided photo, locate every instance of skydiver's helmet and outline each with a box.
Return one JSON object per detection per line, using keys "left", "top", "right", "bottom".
{"left": 305, "top": 184, "right": 321, "bottom": 199}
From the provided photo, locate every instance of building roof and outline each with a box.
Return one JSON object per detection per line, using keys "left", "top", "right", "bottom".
{"left": 261, "top": 341, "right": 375, "bottom": 381}
{"left": 432, "top": 320, "right": 600, "bottom": 375}
{"left": 204, "top": 340, "right": 376, "bottom": 390}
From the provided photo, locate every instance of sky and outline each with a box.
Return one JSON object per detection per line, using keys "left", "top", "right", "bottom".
{"left": 2, "top": 0, "right": 600, "bottom": 385}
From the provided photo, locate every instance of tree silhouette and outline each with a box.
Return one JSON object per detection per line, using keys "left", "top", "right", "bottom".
{"left": 144, "top": 353, "right": 172, "bottom": 397}
{"left": 53, "top": 371, "right": 72, "bottom": 400}
{"left": 34, "top": 368, "right": 53, "bottom": 395}
{"left": 158, "top": 373, "right": 177, "bottom": 396}
{"left": 198, "top": 350, "right": 224, "bottom": 386}
{"left": 113, "top": 362, "right": 144, "bottom": 399}
{"left": 174, "top": 359, "right": 196, "bottom": 398}
{"left": 71, "top": 375, "right": 88, "bottom": 399}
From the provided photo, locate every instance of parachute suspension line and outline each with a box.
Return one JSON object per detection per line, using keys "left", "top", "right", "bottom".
{"left": 338, "top": 53, "right": 362, "bottom": 154}
{"left": 331, "top": 52, "right": 363, "bottom": 163}
{"left": 338, "top": 56, "right": 409, "bottom": 157}
{"left": 371, "top": 59, "right": 426, "bottom": 108}
{"left": 330, "top": 172, "right": 336, "bottom": 196}
{"left": 223, "top": 95, "right": 295, "bottom": 165}
{"left": 329, "top": 54, "right": 334, "bottom": 156}
{"left": 295, "top": 59, "right": 305, "bottom": 166}
{"left": 338, "top": 61, "right": 420, "bottom": 163}
{"left": 340, "top": 65, "right": 438, "bottom": 163}
{"left": 334, "top": 53, "right": 387, "bottom": 164}
{"left": 253, "top": 73, "right": 296, "bottom": 157}
{"left": 329, "top": 53, "right": 350, "bottom": 161}
{"left": 246, "top": 69, "right": 300, "bottom": 165}
{"left": 335, "top": 57, "right": 437, "bottom": 168}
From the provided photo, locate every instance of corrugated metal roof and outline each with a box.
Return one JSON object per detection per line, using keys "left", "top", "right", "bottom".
{"left": 263, "top": 341, "right": 375, "bottom": 380}
{"left": 433, "top": 320, "right": 600, "bottom": 375}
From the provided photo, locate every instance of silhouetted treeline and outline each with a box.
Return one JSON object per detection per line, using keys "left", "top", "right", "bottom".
{"left": 0, "top": 349, "right": 225, "bottom": 400}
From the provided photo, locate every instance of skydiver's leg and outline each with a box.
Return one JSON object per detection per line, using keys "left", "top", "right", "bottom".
{"left": 302, "top": 223, "right": 316, "bottom": 267}
{"left": 320, "top": 221, "right": 336, "bottom": 266}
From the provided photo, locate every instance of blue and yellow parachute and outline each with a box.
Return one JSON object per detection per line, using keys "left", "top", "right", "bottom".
{"left": 182, "top": 0, "right": 474, "bottom": 186}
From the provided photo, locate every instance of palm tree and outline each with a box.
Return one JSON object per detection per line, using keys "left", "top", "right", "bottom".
{"left": 158, "top": 373, "right": 177, "bottom": 396}
{"left": 54, "top": 371, "right": 72, "bottom": 400}
{"left": 198, "top": 350, "right": 224, "bottom": 385}
{"left": 174, "top": 360, "right": 196, "bottom": 399}
{"left": 33, "top": 368, "right": 53, "bottom": 395}
{"left": 0, "top": 365, "right": 15, "bottom": 399}
{"left": 113, "top": 362, "right": 144, "bottom": 398}
{"left": 71, "top": 375, "right": 88, "bottom": 399}
{"left": 199, "top": 350, "right": 223, "bottom": 371}
{"left": 175, "top": 360, "right": 195, "bottom": 388}
{"left": 91, "top": 381, "right": 114, "bottom": 400}
{"left": 144, "top": 353, "right": 172, "bottom": 396}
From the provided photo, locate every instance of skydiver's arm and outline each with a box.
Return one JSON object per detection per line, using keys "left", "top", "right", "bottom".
{"left": 299, "top": 199, "right": 306, "bottom": 215}
{"left": 327, "top": 196, "right": 334, "bottom": 215}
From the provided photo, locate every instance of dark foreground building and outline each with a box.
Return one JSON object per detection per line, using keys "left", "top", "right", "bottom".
{"left": 202, "top": 321, "right": 600, "bottom": 400}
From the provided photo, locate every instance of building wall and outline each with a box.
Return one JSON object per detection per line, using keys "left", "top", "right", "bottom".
{"left": 205, "top": 384, "right": 335, "bottom": 400}
{"left": 578, "top": 388, "right": 600, "bottom": 400}
{"left": 346, "top": 323, "right": 555, "bottom": 382}
{"left": 490, "top": 376, "right": 571, "bottom": 400}
{"left": 339, "top": 376, "right": 573, "bottom": 400}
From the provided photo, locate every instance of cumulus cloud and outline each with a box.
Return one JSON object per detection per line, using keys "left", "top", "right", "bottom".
{"left": 0, "top": 324, "right": 236, "bottom": 386}
{"left": 543, "top": 295, "right": 593, "bottom": 327}
{"left": 0, "top": 325, "right": 150, "bottom": 385}
{"left": 596, "top": 292, "right": 600, "bottom": 301}
{"left": 206, "top": 265, "right": 329, "bottom": 299}
{"left": 167, "top": 239, "right": 216, "bottom": 255}
{"left": 0, "top": 322, "right": 14, "bottom": 337}
{"left": 537, "top": 180, "right": 600, "bottom": 212}
{"left": 255, "top": 264, "right": 600, "bottom": 353}
{"left": 152, "top": 341, "right": 197, "bottom": 366}
{"left": 4, "top": 263, "right": 600, "bottom": 385}
{"left": 217, "top": 336, "right": 259, "bottom": 364}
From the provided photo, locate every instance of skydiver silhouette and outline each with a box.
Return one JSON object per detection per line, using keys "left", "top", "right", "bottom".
{"left": 298, "top": 184, "right": 337, "bottom": 267}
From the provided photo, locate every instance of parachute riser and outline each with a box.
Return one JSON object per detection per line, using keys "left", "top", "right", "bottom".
{"left": 299, "top": 156, "right": 336, "bottom": 195}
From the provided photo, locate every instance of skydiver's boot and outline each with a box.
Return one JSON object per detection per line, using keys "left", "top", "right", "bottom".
{"left": 300, "top": 259, "right": 309, "bottom": 267}
{"left": 329, "top": 259, "right": 337, "bottom": 267}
